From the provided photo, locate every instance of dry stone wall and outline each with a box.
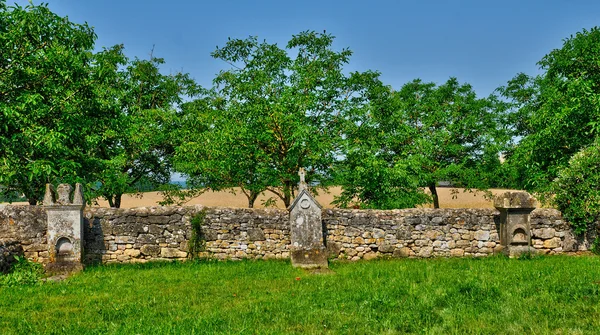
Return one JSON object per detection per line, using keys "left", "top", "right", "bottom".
{"left": 83, "top": 206, "right": 290, "bottom": 264}
{"left": 0, "top": 205, "right": 48, "bottom": 264}
{"left": 0, "top": 204, "right": 594, "bottom": 266}
{"left": 0, "top": 239, "right": 24, "bottom": 273}
{"left": 323, "top": 208, "right": 588, "bottom": 261}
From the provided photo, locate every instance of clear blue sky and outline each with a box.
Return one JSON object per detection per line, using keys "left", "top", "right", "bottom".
{"left": 14, "top": 0, "right": 600, "bottom": 96}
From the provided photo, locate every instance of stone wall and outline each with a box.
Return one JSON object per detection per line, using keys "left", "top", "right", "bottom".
{"left": 0, "top": 205, "right": 48, "bottom": 264}
{"left": 323, "top": 208, "right": 589, "bottom": 261}
{"left": 0, "top": 240, "right": 24, "bottom": 273}
{"left": 0, "top": 204, "right": 594, "bottom": 266}
{"left": 83, "top": 206, "right": 290, "bottom": 264}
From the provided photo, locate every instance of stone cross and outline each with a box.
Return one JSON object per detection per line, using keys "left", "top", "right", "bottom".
{"left": 298, "top": 168, "right": 307, "bottom": 192}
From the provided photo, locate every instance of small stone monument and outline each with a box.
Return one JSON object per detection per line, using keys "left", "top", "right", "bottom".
{"left": 43, "top": 183, "right": 85, "bottom": 274}
{"left": 494, "top": 191, "right": 537, "bottom": 257}
{"left": 288, "top": 168, "right": 328, "bottom": 269}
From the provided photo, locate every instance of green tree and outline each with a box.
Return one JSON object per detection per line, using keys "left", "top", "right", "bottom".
{"left": 333, "top": 82, "right": 430, "bottom": 209}
{"left": 174, "top": 96, "right": 273, "bottom": 208}
{"left": 175, "top": 31, "right": 381, "bottom": 207}
{"left": 337, "top": 78, "right": 507, "bottom": 209}
{"left": 553, "top": 140, "right": 600, "bottom": 234}
{"left": 500, "top": 27, "right": 600, "bottom": 194}
{"left": 92, "top": 55, "right": 198, "bottom": 208}
{"left": 0, "top": 1, "right": 123, "bottom": 204}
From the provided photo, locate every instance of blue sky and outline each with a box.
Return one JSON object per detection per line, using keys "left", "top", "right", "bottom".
{"left": 14, "top": 0, "right": 600, "bottom": 97}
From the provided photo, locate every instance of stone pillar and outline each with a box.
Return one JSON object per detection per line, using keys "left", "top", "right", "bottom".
{"left": 494, "top": 191, "right": 537, "bottom": 257}
{"left": 44, "top": 183, "right": 85, "bottom": 273}
{"left": 288, "top": 170, "right": 327, "bottom": 269}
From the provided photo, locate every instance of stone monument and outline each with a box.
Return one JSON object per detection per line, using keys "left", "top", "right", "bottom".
{"left": 494, "top": 191, "right": 537, "bottom": 257}
{"left": 43, "top": 183, "right": 85, "bottom": 273}
{"left": 288, "top": 168, "right": 328, "bottom": 269}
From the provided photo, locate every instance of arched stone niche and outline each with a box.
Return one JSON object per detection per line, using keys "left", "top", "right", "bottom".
{"left": 55, "top": 237, "right": 75, "bottom": 262}
{"left": 511, "top": 228, "right": 529, "bottom": 245}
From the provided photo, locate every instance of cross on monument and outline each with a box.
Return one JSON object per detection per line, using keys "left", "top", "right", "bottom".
{"left": 298, "top": 168, "right": 307, "bottom": 192}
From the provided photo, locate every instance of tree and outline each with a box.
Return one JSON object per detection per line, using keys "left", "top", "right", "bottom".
{"left": 337, "top": 78, "right": 507, "bottom": 209}
{"left": 553, "top": 140, "right": 600, "bottom": 235}
{"left": 0, "top": 1, "right": 124, "bottom": 204}
{"left": 500, "top": 27, "right": 600, "bottom": 194}
{"left": 175, "top": 31, "right": 382, "bottom": 207}
{"left": 333, "top": 82, "right": 431, "bottom": 209}
{"left": 92, "top": 55, "right": 198, "bottom": 208}
{"left": 174, "top": 96, "right": 274, "bottom": 208}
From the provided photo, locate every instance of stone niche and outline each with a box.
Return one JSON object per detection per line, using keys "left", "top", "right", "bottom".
{"left": 43, "top": 183, "right": 85, "bottom": 274}
{"left": 494, "top": 191, "right": 537, "bottom": 257}
{"left": 288, "top": 189, "right": 328, "bottom": 269}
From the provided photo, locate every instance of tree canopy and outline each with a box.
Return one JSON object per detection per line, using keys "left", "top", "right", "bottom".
{"left": 174, "top": 31, "right": 382, "bottom": 207}
{"left": 336, "top": 78, "right": 507, "bottom": 209}
{"left": 500, "top": 27, "right": 600, "bottom": 194}
{"left": 0, "top": 1, "right": 123, "bottom": 204}
{"left": 91, "top": 55, "right": 198, "bottom": 208}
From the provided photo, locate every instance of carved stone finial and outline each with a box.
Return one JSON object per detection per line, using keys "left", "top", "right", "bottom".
{"left": 56, "top": 184, "right": 73, "bottom": 205}
{"left": 298, "top": 168, "right": 307, "bottom": 192}
{"left": 493, "top": 191, "right": 537, "bottom": 209}
{"left": 73, "top": 183, "right": 84, "bottom": 207}
{"left": 43, "top": 184, "right": 56, "bottom": 206}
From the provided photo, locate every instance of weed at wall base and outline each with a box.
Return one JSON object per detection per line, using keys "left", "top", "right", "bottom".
{"left": 188, "top": 209, "right": 207, "bottom": 260}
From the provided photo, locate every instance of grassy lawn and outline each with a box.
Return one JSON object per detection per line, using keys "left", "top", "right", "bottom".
{"left": 1, "top": 256, "right": 600, "bottom": 334}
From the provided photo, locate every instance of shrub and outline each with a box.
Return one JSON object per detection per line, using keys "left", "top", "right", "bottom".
{"left": 0, "top": 256, "right": 44, "bottom": 287}
{"left": 553, "top": 140, "right": 600, "bottom": 235}
{"left": 188, "top": 209, "right": 207, "bottom": 259}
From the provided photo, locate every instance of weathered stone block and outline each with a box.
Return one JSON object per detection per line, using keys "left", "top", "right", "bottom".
{"left": 247, "top": 228, "right": 266, "bottom": 241}
{"left": 393, "top": 247, "right": 413, "bottom": 258}
{"left": 363, "top": 252, "right": 378, "bottom": 260}
{"left": 140, "top": 245, "right": 161, "bottom": 256}
{"left": 160, "top": 248, "right": 187, "bottom": 258}
{"left": 450, "top": 249, "right": 464, "bottom": 257}
{"left": 148, "top": 225, "right": 164, "bottom": 235}
{"left": 474, "top": 230, "right": 490, "bottom": 241}
{"left": 372, "top": 228, "right": 386, "bottom": 239}
{"left": 290, "top": 249, "right": 328, "bottom": 268}
{"left": 543, "top": 237, "right": 561, "bottom": 249}
{"left": 137, "top": 234, "right": 157, "bottom": 244}
{"left": 115, "top": 236, "right": 135, "bottom": 244}
{"left": 148, "top": 216, "right": 171, "bottom": 224}
{"left": 533, "top": 228, "right": 556, "bottom": 239}
{"left": 378, "top": 242, "right": 395, "bottom": 253}
{"left": 418, "top": 247, "right": 433, "bottom": 258}
{"left": 202, "top": 229, "right": 218, "bottom": 241}
{"left": 124, "top": 249, "right": 141, "bottom": 257}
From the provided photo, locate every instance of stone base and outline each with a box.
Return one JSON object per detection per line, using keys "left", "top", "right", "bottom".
{"left": 45, "top": 262, "right": 84, "bottom": 275}
{"left": 503, "top": 245, "right": 538, "bottom": 258}
{"left": 291, "top": 248, "right": 328, "bottom": 269}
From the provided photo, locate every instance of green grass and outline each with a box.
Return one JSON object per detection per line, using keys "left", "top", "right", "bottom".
{"left": 1, "top": 256, "right": 600, "bottom": 334}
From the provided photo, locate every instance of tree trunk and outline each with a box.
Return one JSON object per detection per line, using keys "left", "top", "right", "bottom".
{"left": 429, "top": 184, "right": 440, "bottom": 209}
{"left": 247, "top": 191, "right": 259, "bottom": 208}
{"left": 114, "top": 194, "right": 122, "bottom": 208}
{"left": 28, "top": 198, "right": 37, "bottom": 206}
{"left": 282, "top": 182, "right": 292, "bottom": 208}
{"left": 106, "top": 196, "right": 114, "bottom": 208}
